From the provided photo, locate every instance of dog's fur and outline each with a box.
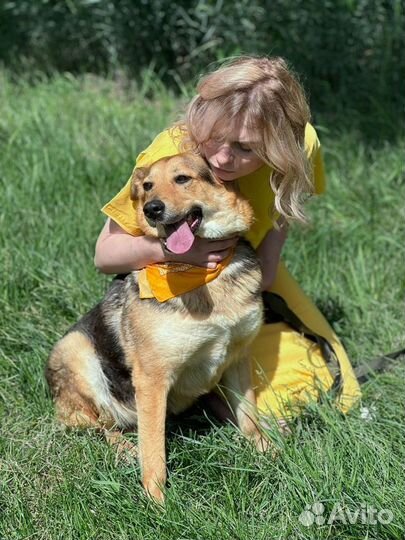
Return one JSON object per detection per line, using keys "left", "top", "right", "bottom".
{"left": 46, "top": 153, "right": 267, "bottom": 502}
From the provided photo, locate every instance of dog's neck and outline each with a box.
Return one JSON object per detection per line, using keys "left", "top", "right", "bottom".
{"left": 138, "top": 249, "right": 235, "bottom": 302}
{"left": 190, "top": 213, "right": 249, "bottom": 240}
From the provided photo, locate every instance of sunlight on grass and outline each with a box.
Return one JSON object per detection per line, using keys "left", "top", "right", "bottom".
{"left": 0, "top": 72, "right": 404, "bottom": 540}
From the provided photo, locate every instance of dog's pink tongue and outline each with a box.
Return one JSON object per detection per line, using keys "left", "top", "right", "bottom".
{"left": 166, "top": 221, "right": 195, "bottom": 254}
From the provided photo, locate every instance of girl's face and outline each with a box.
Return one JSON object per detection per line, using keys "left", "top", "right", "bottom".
{"left": 200, "top": 122, "right": 264, "bottom": 182}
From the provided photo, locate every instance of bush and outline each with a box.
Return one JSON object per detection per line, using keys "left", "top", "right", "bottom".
{"left": 0, "top": 0, "right": 403, "bottom": 135}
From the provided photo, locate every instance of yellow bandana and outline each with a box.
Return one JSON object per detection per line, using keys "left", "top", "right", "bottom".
{"left": 138, "top": 252, "right": 233, "bottom": 302}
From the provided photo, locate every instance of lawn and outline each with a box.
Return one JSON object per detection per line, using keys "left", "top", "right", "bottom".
{"left": 0, "top": 72, "right": 404, "bottom": 540}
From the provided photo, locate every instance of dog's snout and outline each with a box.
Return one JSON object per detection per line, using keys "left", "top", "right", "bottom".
{"left": 143, "top": 200, "right": 165, "bottom": 220}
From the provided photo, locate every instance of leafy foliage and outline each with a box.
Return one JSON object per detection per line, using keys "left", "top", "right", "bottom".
{"left": 0, "top": 0, "right": 403, "bottom": 134}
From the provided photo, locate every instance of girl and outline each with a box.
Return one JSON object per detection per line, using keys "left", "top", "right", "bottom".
{"left": 95, "top": 56, "right": 361, "bottom": 422}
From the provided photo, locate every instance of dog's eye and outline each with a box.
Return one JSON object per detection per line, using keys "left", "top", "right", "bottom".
{"left": 143, "top": 182, "right": 153, "bottom": 191}
{"left": 175, "top": 175, "right": 191, "bottom": 185}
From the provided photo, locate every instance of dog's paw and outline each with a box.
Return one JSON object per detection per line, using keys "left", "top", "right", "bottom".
{"left": 251, "top": 431, "right": 279, "bottom": 458}
{"left": 253, "top": 432, "right": 270, "bottom": 453}
{"left": 104, "top": 430, "right": 138, "bottom": 463}
{"left": 115, "top": 439, "right": 138, "bottom": 464}
{"left": 276, "top": 418, "right": 292, "bottom": 437}
{"left": 144, "top": 480, "right": 165, "bottom": 505}
{"left": 255, "top": 433, "right": 269, "bottom": 453}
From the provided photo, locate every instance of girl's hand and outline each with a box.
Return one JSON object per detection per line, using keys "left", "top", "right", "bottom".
{"left": 163, "top": 236, "right": 238, "bottom": 268}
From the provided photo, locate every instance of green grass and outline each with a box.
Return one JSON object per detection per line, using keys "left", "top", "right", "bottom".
{"left": 0, "top": 72, "right": 404, "bottom": 540}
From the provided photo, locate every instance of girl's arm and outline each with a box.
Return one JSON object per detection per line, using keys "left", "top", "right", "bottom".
{"left": 256, "top": 220, "right": 289, "bottom": 291}
{"left": 94, "top": 218, "right": 166, "bottom": 274}
{"left": 94, "top": 218, "right": 237, "bottom": 274}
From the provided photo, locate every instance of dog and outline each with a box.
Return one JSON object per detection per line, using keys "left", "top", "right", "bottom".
{"left": 46, "top": 152, "right": 268, "bottom": 502}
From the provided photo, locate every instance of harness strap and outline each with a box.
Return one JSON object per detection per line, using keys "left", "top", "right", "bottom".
{"left": 262, "top": 291, "right": 405, "bottom": 388}
{"left": 354, "top": 349, "right": 405, "bottom": 383}
{"left": 262, "top": 292, "right": 343, "bottom": 395}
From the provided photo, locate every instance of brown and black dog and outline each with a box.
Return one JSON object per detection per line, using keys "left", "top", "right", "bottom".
{"left": 46, "top": 153, "right": 268, "bottom": 502}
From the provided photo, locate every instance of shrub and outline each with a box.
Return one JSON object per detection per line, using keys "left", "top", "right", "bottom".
{"left": 0, "top": 0, "right": 403, "bottom": 134}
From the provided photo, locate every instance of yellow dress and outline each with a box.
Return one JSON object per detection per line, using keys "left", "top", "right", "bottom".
{"left": 101, "top": 125, "right": 361, "bottom": 419}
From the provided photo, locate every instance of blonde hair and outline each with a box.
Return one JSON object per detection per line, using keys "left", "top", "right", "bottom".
{"left": 175, "top": 55, "right": 313, "bottom": 223}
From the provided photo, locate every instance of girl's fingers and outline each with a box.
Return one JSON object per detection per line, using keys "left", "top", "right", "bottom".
{"left": 207, "top": 249, "right": 230, "bottom": 262}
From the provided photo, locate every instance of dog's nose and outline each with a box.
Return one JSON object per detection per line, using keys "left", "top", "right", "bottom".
{"left": 143, "top": 199, "right": 165, "bottom": 220}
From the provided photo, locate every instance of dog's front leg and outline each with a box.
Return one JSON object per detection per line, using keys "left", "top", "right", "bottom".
{"left": 221, "top": 355, "right": 269, "bottom": 453}
{"left": 133, "top": 364, "right": 169, "bottom": 503}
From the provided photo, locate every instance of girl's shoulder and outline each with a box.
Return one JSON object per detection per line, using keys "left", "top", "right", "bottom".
{"left": 101, "top": 126, "right": 187, "bottom": 235}
{"left": 305, "top": 123, "right": 325, "bottom": 194}
{"left": 304, "top": 123, "right": 321, "bottom": 160}
{"left": 135, "top": 126, "right": 184, "bottom": 168}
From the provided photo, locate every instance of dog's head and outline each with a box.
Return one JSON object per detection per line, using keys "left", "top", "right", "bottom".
{"left": 130, "top": 153, "right": 254, "bottom": 255}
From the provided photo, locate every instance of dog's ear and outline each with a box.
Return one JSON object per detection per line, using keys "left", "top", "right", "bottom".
{"left": 192, "top": 156, "right": 220, "bottom": 185}
{"left": 200, "top": 163, "right": 219, "bottom": 185}
{"left": 130, "top": 167, "right": 149, "bottom": 201}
